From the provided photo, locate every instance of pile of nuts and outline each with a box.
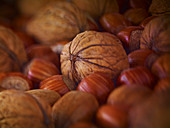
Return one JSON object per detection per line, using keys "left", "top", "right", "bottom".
{"left": 0, "top": 0, "right": 170, "bottom": 128}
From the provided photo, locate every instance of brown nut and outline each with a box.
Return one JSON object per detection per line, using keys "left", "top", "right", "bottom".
{"left": 107, "top": 84, "right": 152, "bottom": 108}
{"left": 151, "top": 54, "right": 170, "bottom": 79}
{"left": 25, "top": 58, "right": 60, "bottom": 83}
{"left": 26, "top": 1, "right": 98, "bottom": 45}
{"left": 52, "top": 91, "right": 99, "bottom": 128}
{"left": 117, "top": 66, "right": 156, "bottom": 89}
{"left": 149, "top": 0, "right": 170, "bottom": 15}
{"left": 0, "top": 26, "right": 27, "bottom": 72}
{"left": 100, "top": 13, "right": 131, "bottom": 34}
{"left": 154, "top": 77, "right": 170, "bottom": 92}
{"left": 26, "top": 89, "right": 61, "bottom": 106}
{"left": 140, "top": 15, "right": 170, "bottom": 53}
{"left": 140, "top": 15, "right": 157, "bottom": 28}
{"left": 77, "top": 72, "right": 114, "bottom": 104}
{"left": 60, "top": 31, "right": 129, "bottom": 84}
{"left": 124, "top": 8, "right": 149, "bottom": 25}
{"left": 128, "top": 49, "right": 154, "bottom": 67}
{"left": 40, "top": 75, "right": 76, "bottom": 96}
{"left": 70, "top": 0, "right": 119, "bottom": 19}
{"left": 0, "top": 89, "right": 54, "bottom": 128}
{"left": 129, "top": 0, "right": 152, "bottom": 9}
{"left": 27, "top": 44, "right": 60, "bottom": 67}
{"left": 0, "top": 72, "right": 33, "bottom": 91}
{"left": 117, "top": 26, "right": 143, "bottom": 52}
{"left": 96, "top": 104, "right": 128, "bottom": 128}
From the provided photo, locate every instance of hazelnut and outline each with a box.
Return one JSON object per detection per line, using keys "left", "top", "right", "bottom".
{"left": 100, "top": 13, "right": 131, "bottom": 34}
{"left": 40, "top": 75, "right": 76, "bottom": 96}
{"left": 25, "top": 58, "right": 60, "bottom": 83}
{"left": 107, "top": 84, "right": 152, "bottom": 108}
{"left": 70, "top": 0, "right": 119, "bottom": 19}
{"left": 117, "top": 66, "right": 156, "bottom": 89}
{"left": 27, "top": 44, "right": 60, "bottom": 67}
{"left": 117, "top": 26, "right": 143, "bottom": 52}
{"left": 151, "top": 54, "right": 170, "bottom": 79}
{"left": 124, "top": 8, "right": 149, "bottom": 25}
{"left": 128, "top": 49, "right": 154, "bottom": 67}
{"left": 77, "top": 72, "right": 114, "bottom": 104}
{"left": 96, "top": 104, "right": 128, "bottom": 128}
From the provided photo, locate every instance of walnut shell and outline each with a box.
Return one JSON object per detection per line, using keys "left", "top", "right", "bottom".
{"left": 61, "top": 31, "right": 129, "bottom": 83}
{"left": 0, "top": 89, "right": 54, "bottom": 128}
{"left": 0, "top": 26, "right": 27, "bottom": 72}
{"left": 140, "top": 15, "right": 170, "bottom": 53}
{"left": 149, "top": 0, "right": 170, "bottom": 15}
{"left": 26, "top": 89, "right": 61, "bottom": 106}
{"left": 26, "top": 1, "right": 97, "bottom": 45}
{"left": 70, "top": 0, "right": 119, "bottom": 19}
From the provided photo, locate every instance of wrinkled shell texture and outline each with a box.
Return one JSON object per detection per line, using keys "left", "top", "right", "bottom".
{"left": 26, "top": 1, "right": 92, "bottom": 45}
{"left": 52, "top": 91, "right": 99, "bottom": 128}
{"left": 149, "top": 0, "right": 170, "bottom": 15}
{"left": 0, "top": 26, "right": 27, "bottom": 72}
{"left": 140, "top": 15, "right": 170, "bottom": 53}
{"left": 70, "top": 0, "right": 119, "bottom": 19}
{"left": 61, "top": 31, "right": 129, "bottom": 83}
{"left": 0, "top": 90, "right": 53, "bottom": 128}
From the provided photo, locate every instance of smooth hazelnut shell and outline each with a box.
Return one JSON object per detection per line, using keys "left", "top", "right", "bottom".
{"left": 151, "top": 54, "right": 170, "bottom": 79}
{"left": 117, "top": 66, "right": 156, "bottom": 89}
{"left": 107, "top": 84, "right": 152, "bottom": 108}
{"left": 77, "top": 72, "right": 114, "bottom": 104}
{"left": 124, "top": 8, "right": 149, "bottom": 25}
{"left": 40, "top": 75, "right": 76, "bottom": 96}
{"left": 100, "top": 13, "right": 131, "bottom": 34}
{"left": 128, "top": 49, "right": 154, "bottom": 68}
{"left": 26, "top": 58, "right": 60, "bottom": 83}
{"left": 96, "top": 104, "right": 128, "bottom": 128}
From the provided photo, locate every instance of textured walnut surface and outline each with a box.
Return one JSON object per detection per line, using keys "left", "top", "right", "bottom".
{"left": 26, "top": 1, "right": 94, "bottom": 45}
{"left": 0, "top": 26, "right": 27, "bottom": 72}
{"left": 0, "top": 90, "right": 54, "bottom": 128}
{"left": 140, "top": 15, "right": 170, "bottom": 53}
{"left": 61, "top": 31, "right": 129, "bottom": 83}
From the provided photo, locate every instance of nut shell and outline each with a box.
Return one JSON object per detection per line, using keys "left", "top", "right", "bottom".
{"left": 140, "top": 15, "right": 170, "bottom": 53}
{"left": 0, "top": 89, "right": 54, "bottom": 128}
{"left": 26, "top": 1, "right": 97, "bottom": 45}
{"left": 52, "top": 91, "right": 99, "bottom": 128}
{"left": 61, "top": 31, "right": 129, "bottom": 83}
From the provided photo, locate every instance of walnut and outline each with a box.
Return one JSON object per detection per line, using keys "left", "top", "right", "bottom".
{"left": 70, "top": 0, "right": 119, "bottom": 19}
{"left": 0, "top": 26, "right": 27, "bottom": 72}
{"left": 60, "top": 31, "right": 129, "bottom": 83}
{"left": 140, "top": 15, "right": 170, "bottom": 53}
{"left": 149, "top": 0, "right": 170, "bottom": 15}
{"left": 26, "top": 1, "right": 97, "bottom": 45}
{"left": 0, "top": 89, "right": 54, "bottom": 128}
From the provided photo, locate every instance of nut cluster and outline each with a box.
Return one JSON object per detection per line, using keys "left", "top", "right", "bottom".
{"left": 0, "top": 0, "right": 170, "bottom": 128}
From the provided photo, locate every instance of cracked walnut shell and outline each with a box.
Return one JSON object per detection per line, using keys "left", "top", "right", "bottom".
{"left": 60, "top": 31, "right": 129, "bottom": 83}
